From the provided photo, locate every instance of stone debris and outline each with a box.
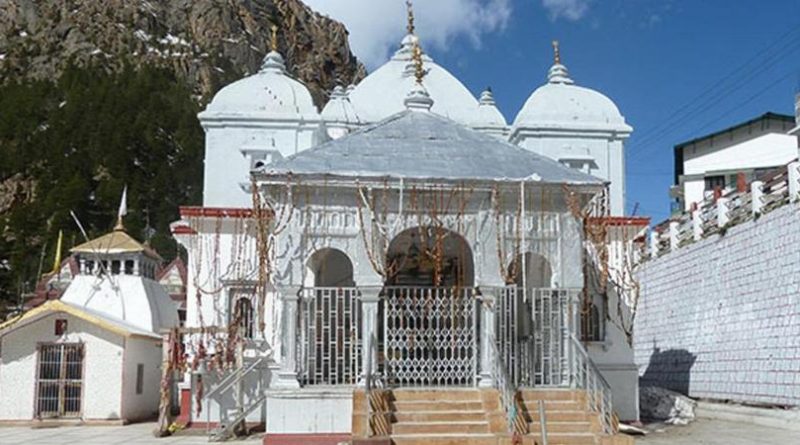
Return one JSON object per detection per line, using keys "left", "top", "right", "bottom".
{"left": 640, "top": 386, "right": 697, "bottom": 425}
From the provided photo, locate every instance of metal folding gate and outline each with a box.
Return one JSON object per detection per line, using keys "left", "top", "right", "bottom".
{"left": 383, "top": 287, "right": 477, "bottom": 387}
{"left": 35, "top": 343, "right": 84, "bottom": 418}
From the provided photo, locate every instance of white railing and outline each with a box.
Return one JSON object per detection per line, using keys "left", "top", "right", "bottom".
{"left": 570, "top": 335, "right": 615, "bottom": 435}
{"left": 489, "top": 333, "right": 528, "bottom": 435}
{"left": 205, "top": 356, "right": 268, "bottom": 441}
{"left": 649, "top": 160, "right": 800, "bottom": 259}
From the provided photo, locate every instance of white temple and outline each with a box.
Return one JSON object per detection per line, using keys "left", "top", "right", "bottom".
{"left": 171, "top": 13, "right": 640, "bottom": 445}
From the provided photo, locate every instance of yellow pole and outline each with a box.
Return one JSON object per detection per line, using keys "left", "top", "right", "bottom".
{"left": 51, "top": 230, "right": 63, "bottom": 275}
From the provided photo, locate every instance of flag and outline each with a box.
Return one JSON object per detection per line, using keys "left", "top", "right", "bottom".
{"left": 115, "top": 186, "right": 127, "bottom": 230}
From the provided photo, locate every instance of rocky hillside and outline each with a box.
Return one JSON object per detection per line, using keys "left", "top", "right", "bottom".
{"left": 0, "top": 0, "right": 366, "bottom": 105}
{"left": 0, "top": 0, "right": 366, "bottom": 311}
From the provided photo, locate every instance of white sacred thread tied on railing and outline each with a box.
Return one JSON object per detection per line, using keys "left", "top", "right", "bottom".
{"left": 649, "top": 159, "right": 800, "bottom": 258}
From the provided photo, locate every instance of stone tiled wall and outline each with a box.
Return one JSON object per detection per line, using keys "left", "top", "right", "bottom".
{"left": 635, "top": 203, "right": 800, "bottom": 406}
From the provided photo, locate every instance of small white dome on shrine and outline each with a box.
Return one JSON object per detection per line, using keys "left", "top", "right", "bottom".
{"left": 201, "top": 51, "right": 319, "bottom": 120}
{"left": 321, "top": 86, "right": 360, "bottom": 124}
{"left": 513, "top": 58, "right": 631, "bottom": 133}
{"left": 347, "top": 34, "right": 479, "bottom": 125}
{"left": 472, "top": 88, "right": 507, "bottom": 128}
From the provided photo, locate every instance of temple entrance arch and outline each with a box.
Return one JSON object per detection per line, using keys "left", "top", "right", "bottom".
{"left": 382, "top": 226, "right": 477, "bottom": 387}
{"left": 299, "top": 248, "right": 360, "bottom": 385}
{"left": 305, "top": 248, "right": 355, "bottom": 287}
{"left": 384, "top": 226, "right": 474, "bottom": 287}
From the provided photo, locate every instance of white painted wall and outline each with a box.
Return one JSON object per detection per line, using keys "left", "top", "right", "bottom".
{"left": 265, "top": 389, "right": 352, "bottom": 434}
{"left": 201, "top": 123, "right": 322, "bottom": 207}
{"left": 514, "top": 134, "right": 627, "bottom": 215}
{"left": 636, "top": 203, "right": 800, "bottom": 406}
{"left": 121, "top": 337, "right": 162, "bottom": 422}
{"left": 0, "top": 313, "right": 124, "bottom": 421}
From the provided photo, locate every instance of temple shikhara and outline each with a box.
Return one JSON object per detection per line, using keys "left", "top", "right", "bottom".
{"left": 164, "top": 5, "right": 646, "bottom": 443}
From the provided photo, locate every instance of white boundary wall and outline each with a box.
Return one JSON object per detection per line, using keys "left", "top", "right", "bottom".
{"left": 635, "top": 203, "right": 800, "bottom": 406}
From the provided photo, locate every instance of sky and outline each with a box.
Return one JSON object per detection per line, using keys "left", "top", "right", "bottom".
{"left": 303, "top": 0, "right": 800, "bottom": 223}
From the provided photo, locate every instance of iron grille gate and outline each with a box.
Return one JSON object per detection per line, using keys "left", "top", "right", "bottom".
{"left": 383, "top": 287, "right": 477, "bottom": 387}
{"left": 496, "top": 288, "right": 575, "bottom": 387}
{"left": 35, "top": 343, "right": 84, "bottom": 418}
{"left": 298, "top": 288, "right": 362, "bottom": 386}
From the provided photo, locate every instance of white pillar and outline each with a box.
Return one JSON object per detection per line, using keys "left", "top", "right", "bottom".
{"left": 273, "top": 287, "right": 300, "bottom": 389}
{"left": 477, "top": 291, "right": 496, "bottom": 388}
{"left": 751, "top": 180, "right": 764, "bottom": 216}
{"left": 691, "top": 210, "right": 703, "bottom": 241}
{"left": 669, "top": 221, "right": 680, "bottom": 250}
{"left": 359, "top": 288, "right": 381, "bottom": 387}
{"left": 716, "top": 197, "right": 729, "bottom": 228}
{"left": 649, "top": 230, "right": 659, "bottom": 256}
{"left": 788, "top": 161, "right": 800, "bottom": 202}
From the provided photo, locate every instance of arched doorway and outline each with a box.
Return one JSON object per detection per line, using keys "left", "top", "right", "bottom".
{"left": 306, "top": 248, "right": 355, "bottom": 287}
{"left": 385, "top": 226, "right": 474, "bottom": 287}
{"left": 382, "top": 227, "right": 477, "bottom": 387}
{"left": 300, "top": 248, "right": 360, "bottom": 385}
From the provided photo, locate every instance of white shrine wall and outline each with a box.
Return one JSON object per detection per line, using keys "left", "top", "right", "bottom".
{"left": 0, "top": 313, "right": 124, "bottom": 421}
{"left": 513, "top": 134, "right": 626, "bottom": 216}
{"left": 201, "top": 122, "right": 323, "bottom": 208}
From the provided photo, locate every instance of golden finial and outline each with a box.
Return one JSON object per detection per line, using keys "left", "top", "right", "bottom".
{"left": 552, "top": 40, "right": 561, "bottom": 65}
{"left": 406, "top": 0, "right": 415, "bottom": 35}
{"left": 412, "top": 39, "right": 425, "bottom": 84}
{"left": 270, "top": 24, "right": 278, "bottom": 52}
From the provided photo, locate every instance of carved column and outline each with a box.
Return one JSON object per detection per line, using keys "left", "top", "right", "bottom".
{"left": 273, "top": 286, "right": 300, "bottom": 389}
{"left": 478, "top": 292, "right": 496, "bottom": 388}
{"left": 359, "top": 287, "right": 381, "bottom": 386}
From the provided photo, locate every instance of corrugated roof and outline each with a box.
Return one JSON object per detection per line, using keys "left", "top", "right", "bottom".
{"left": 262, "top": 110, "right": 605, "bottom": 185}
{"left": 70, "top": 229, "right": 161, "bottom": 260}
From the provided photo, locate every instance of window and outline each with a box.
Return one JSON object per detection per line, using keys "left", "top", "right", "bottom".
{"left": 135, "top": 364, "right": 144, "bottom": 395}
{"left": 232, "top": 297, "right": 255, "bottom": 339}
{"left": 55, "top": 319, "right": 68, "bottom": 336}
{"left": 124, "top": 260, "right": 134, "bottom": 275}
{"left": 704, "top": 175, "right": 725, "bottom": 191}
{"left": 581, "top": 303, "right": 604, "bottom": 342}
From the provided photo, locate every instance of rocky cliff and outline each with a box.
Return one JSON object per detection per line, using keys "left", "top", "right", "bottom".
{"left": 0, "top": 0, "right": 366, "bottom": 105}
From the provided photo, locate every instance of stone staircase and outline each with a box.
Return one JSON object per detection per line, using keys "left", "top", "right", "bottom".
{"left": 390, "top": 388, "right": 494, "bottom": 445}
{"left": 352, "top": 388, "right": 634, "bottom": 445}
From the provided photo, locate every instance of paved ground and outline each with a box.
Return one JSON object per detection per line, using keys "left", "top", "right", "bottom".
{"left": 638, "top": 419, "right": 800, "bottom": 444}
{"left": 0, "top": 422, "right": 262, "bottom": 444}
{"left": 2, "top": 419, "right": 798, "bottom": 444}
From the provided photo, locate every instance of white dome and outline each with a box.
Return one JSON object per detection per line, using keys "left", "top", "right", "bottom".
{"left": 472, "top": 88, "right": 507, "bottom": 128}
{"left": 200, "top": 51, "right": 319, "bottom": 120}
{"left": 321, "top": 85, "right": 361, "bottom": 124}
{"left": 347, "top": 35, "right": 479, "bottom": 126}
{"left": 513, "top": 63, "right": 631, "bottom": 133}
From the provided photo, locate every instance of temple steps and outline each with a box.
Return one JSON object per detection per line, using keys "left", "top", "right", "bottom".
{"left": 389, "top": 389, "right": 493, "bottom": 444}
{"left": 352, "top": 387, "right": 634, "bottom": 445}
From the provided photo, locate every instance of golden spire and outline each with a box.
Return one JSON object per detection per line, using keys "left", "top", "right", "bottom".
{"left": 412, "top": 39, "right": 425, "bottom": 84}
{"left": 270, "top": 24, "right": 279, "bottom": 52}
{"left": 552, "top": 40, "right": 561, "bottom": 65}
{"left": 406, "top": 0, "right": 415, "bottom": 35}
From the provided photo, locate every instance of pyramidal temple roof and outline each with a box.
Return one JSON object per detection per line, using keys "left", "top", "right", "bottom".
{"left": 71, "top": 229, "right": 162, "bottom": 260}
{"left": 262, "top": 110, "right": 605, "bottom": 185}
